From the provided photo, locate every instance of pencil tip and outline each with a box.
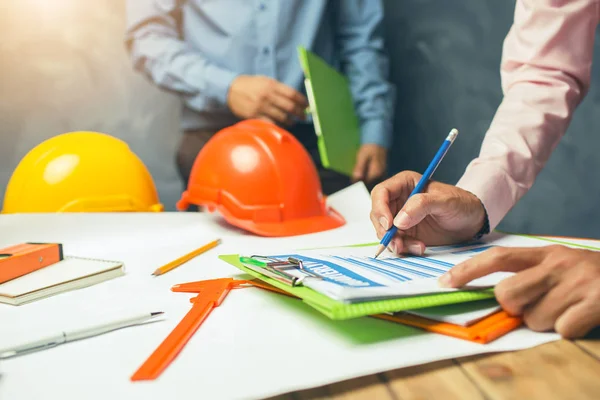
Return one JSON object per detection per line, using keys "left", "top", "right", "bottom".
{"left": 373, "top": 244, "right": 385, "bottom": 259}
{"left": 151, "top": 311, "right": 164, "bottom": 317}
{"left": 151, "top": 271, "right": 159, "bottom": 276}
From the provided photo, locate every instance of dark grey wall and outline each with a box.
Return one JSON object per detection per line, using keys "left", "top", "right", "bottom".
{"left": 383, "top": 0, "right": 600, "bottom": 239}
{"left": 1, "top": 1, "right": 598, "bottom": 238}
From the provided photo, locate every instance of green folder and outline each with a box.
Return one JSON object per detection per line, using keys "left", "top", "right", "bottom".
{"left": 218, "top": 241, "right": 496, "bottom": 321}
{"left": 298, "top": 46, "right": 361, "bottom": 177}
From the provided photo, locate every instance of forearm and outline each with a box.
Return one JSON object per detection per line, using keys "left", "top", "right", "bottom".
{"left": 125, "top": 2, "right": 238, "bottom": 111}
{"left": 127, "top": 24, "right": 237, "bottom": 110}
{"left": 456, "top": 0, "right": 598, "bottom": 230}
{"left": 336, "top": 0, "right": 396, "bottom": 149}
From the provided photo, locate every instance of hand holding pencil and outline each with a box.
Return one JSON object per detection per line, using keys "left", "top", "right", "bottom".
{"left": 370, "top": 129, "right": 487, "bottom": 257}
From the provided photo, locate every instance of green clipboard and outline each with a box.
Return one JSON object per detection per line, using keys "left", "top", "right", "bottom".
{"left": 298, "top": 46, "right": 361, "bottom": 177}
{"left": 218, "top": 242, "right": 496, "bottom": 321}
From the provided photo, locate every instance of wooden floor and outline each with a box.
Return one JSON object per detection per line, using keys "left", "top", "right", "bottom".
{"left": 270, "top": 331, "right": 600, "bottom": 399}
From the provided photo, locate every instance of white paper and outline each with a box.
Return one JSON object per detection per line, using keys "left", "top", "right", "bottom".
{"left": 0, "top": 182, "right": 377, "bottom": 258}
{"left": 325, "top": 181, "right": 372, "bottom": 223}
{"left": 0, "top": 184, "right": 587, "bottom": 400}
{"left": 242, "top": 233, "right": 557, "bottom": 302}
{"left": 404, "top": 299, "right": 501, "bottom": 326}
{"left": 0, "top": 262, "right": 561, "bottom": 400}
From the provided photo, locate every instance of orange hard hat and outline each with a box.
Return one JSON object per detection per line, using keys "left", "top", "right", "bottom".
{"left": 176, "top": 119, "right": 346, "bottom": 237}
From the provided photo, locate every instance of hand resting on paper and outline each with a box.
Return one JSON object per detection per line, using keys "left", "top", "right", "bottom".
{"left": 438, "top": 245, "right": 600, "bottom": 339}
{"left": 370, "top": 171, "right": 486, "bottom": 255}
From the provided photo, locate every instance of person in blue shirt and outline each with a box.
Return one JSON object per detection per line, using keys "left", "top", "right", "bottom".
{"left": 125, "top": 0, "right": 395, "bottom": 195}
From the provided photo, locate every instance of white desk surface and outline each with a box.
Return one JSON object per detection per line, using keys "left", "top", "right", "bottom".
{"left": 0, "top": 185, "right": 575, "bottom": 400}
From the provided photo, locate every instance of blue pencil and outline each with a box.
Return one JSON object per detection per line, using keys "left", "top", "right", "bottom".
{"left": 374, "top": 128, "right": 459, "bottom": 258}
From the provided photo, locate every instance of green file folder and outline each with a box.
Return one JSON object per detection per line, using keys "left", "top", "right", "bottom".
{"left": 298, "top": 46, "right": 361, "bottom": 177}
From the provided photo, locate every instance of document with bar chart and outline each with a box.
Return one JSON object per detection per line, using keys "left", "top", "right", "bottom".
{"left": 253, "top": 233, "right": 561, "bottom": 303}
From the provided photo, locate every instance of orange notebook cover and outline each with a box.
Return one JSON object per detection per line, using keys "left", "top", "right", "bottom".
{"left": 0, "top": 243, "right": 63, "bottom": 284}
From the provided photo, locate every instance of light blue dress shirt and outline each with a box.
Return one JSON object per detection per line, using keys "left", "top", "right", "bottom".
{"left": 125, "top": 0, "right": 396, "bottom": 148}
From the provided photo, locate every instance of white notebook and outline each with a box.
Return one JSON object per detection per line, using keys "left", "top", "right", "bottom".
{"left": 0, "top": 256, "right": 125, "bottom": 306}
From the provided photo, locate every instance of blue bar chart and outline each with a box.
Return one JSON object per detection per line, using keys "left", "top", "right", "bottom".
{"left": 328, "top": 255, "right": 454, "bottom": 284}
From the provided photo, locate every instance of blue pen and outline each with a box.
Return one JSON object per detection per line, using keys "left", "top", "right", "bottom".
{"left": 374, "top": 128, "right": 459, "bottom": 258}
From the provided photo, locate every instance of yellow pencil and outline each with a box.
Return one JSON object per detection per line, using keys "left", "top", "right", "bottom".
{"left": 151, "top": 239, "right": 222, "bottom": 276}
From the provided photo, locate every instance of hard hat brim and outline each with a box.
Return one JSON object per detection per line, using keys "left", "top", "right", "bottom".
{"left": 177, "top": 190, "right": 347, "bottom": 237}
{"left": 219, "top": 205, "right": 346, "bottom": 237}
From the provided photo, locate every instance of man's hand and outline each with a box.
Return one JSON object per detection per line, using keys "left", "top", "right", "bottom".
{"left": 438, "top": 245, "right": 600, "bottom": 339}
{"left": 352, "top": 144, "right": 387, "bottom": 185}
{"left": 227, "top": 75, "right": 308, "bottom": 126}
{"left": 370, "top": 171, "right": 486, "bottom": 255}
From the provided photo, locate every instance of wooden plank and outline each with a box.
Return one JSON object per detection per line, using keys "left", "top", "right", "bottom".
{"left": 576, "top": 327, "right": 600, "bottom": 360}
{"left": 458, "top": 340, "right": 600, "bottom": 399}
{"left": 576, "top": 340, "right": 600, "bottom": 360}
{"left": 384, "top": 359, "right": 486, "bottom": 400}
{"left": 276, "top": 375, "right": 394, "bottom": 400}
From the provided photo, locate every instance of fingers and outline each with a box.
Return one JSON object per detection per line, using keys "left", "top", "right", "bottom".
{"left": 370, "top": 185, "right": 394, "bottom": 238}
{"left": 256, "top": 115, "right": 277, "bottom": 124}
{"left": 274, "top": 83, "right": 308, "bottom": 109}
{"left": 370, "top": 171, "right": 422, "bottom": 224}
{"left": 386, "top": 235, "right": 426, "bottom": 256}
{"left": 366, "top": 156, "right": 385, "bottom": 183}
{"left": 494, "top": 265, "right": 562, "bottom": 317}
{"left": 353, "top": 145, "right": 386, "bottom": 183}
{"left": 400, "top": 237, "right": 426, "bottom": 256}
{"left": 440, "top": 245, "right": 600, "bottom": 339}
{"left": 257, "top": 81, "right": 308, "bottom": 123}
{"left": 371, "top": 209, "right": 425, "bottom": 257}
{"left": 268, "top": 91, "right": 306, "bottom": 120}
{"left": 519, "top": 280, "right": 579, "bottom": 332}
{"left": 393, "top": 192, "right": 451, "bottom": 230}
{"left": 438, "top": 247, "right": 548, "bottom": 288}
{"left": 352, "top": 150, "right": 368, "bottom": 182}
{"left": 374, "top": 219, "right": 388, "bottom": 239}
{"left": 376, "top": 171, "right": 422, "bottom": 201}
{"left": 370, "top": 171, "right": 429, "bottom": 250}
{"left": 260, "top": 104, "right": 292, "bottom": 125}
{"left": 554, "top": 299, "right": 600, "bottom": 338}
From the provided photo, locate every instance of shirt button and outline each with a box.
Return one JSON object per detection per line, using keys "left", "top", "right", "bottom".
{"left": 263, "top": 47, "right": 270, "bottom": 55}
{"left": 259, "top": 3, "right": 266, "bottom": 10}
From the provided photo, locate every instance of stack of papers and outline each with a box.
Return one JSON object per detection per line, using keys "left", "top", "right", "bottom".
{"left": 246, "top": 243, "right": 495, "bottom": 303}
{"left": 223, "top": 233, "right": 565, "bottom": 320}
{"left": 237, "top": 239, "right": 516, "bottom": 303}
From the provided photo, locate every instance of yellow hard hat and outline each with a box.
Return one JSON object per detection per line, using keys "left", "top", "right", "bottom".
{"left": 2, "top": 131, "right": 164, "bottom": 213}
